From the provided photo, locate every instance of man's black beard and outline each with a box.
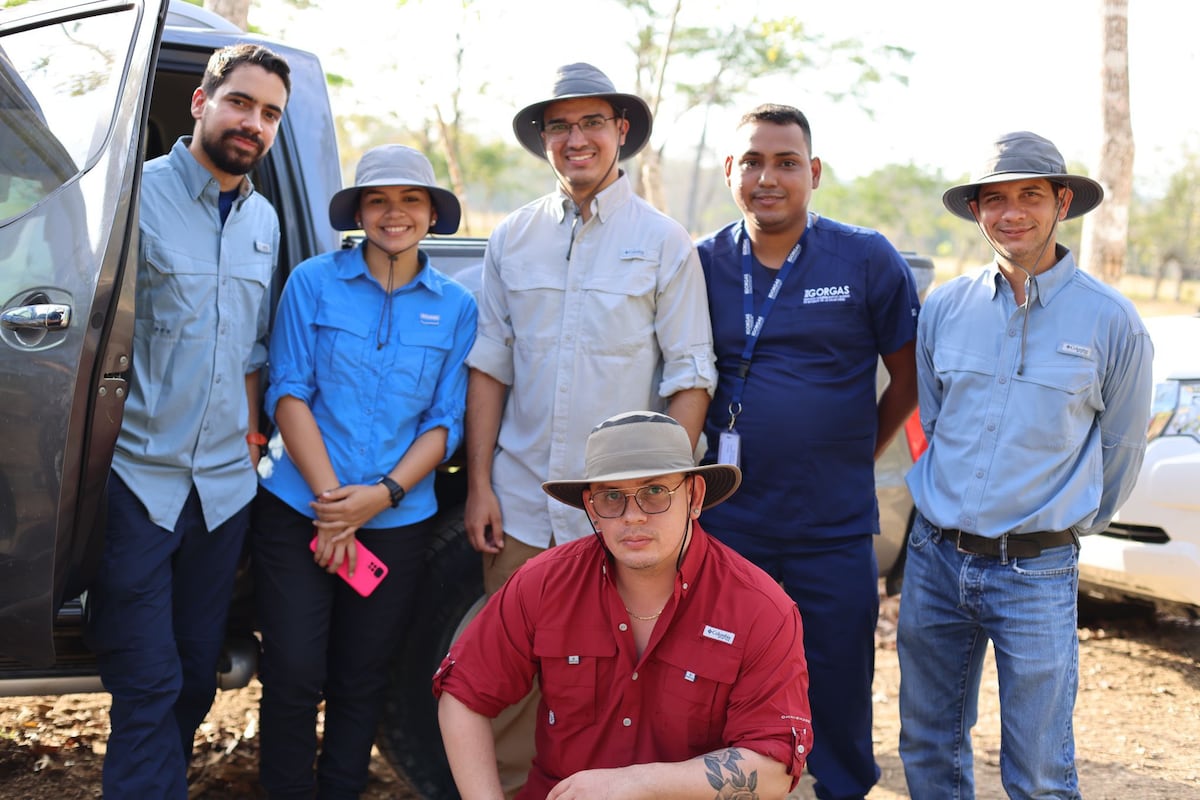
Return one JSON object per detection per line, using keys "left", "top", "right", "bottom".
{"left": 200, "top": 127, "right": 264, "bottom": 177}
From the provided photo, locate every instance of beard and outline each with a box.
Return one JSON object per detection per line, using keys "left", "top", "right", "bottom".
{"left": 198, "top": 122, "right": 265, "bottom": 177}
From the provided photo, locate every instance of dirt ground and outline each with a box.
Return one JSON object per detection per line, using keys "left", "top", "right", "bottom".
{"left": 1, "top": 594, "right": 1197, "bottom": 799}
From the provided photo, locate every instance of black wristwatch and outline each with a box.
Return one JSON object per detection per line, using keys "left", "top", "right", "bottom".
{"left": 376, "top": 476, "right": 406, "bottom": 507}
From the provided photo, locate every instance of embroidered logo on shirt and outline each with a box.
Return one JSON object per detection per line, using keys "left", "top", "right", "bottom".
{"left": 254, "top": 240, "right": 272, "bottom": 254}
{"left": 684, "top": 670, "right": 697, "bottom": 682}
{"left": 703, "top": 625, "right": 735, "bottom": 645}
{"left": 1058, "top": 342, "right": 1092, "bottom": 359}
{"left": 567, "top": 655, "right": 580, "bottom": 665}
{"left": 419, "top": 313, "right": 441, "bottom": 326}
{"left": 803, "top": 285, "right": 851, "bottom": 304}
{"left": 620, "top": 248, "right": 647, "bottom": 259}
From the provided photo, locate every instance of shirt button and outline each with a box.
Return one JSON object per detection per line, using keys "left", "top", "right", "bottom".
{"left": 618, "top": 623, "right": 628, "bottom": 632}
{"left": 976, "top": 470, "right": 984, "bottom": 478}
{"left": 631, "top": 672, "right": 639, "bottom": 681}
{"left": 622, "top": 718, "right": 632, "bottom": 727}
{"left": 999, "top": 377, "right": 1007, "bottom": 384}
{"left": 214, "top": 374, "right": 222, "bottom": 384}
{"left": 1008, "top": 329, "right": 1017, "bottom": 337}
{"left": 987, "top": 424, "right": 995, "bottom": 431}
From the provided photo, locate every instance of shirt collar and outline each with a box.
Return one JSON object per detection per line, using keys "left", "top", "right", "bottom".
{"left": 337, "top": 243, "right": 441, "bottom": 294}
{"left": 553, "top": 170, "right": 633, "bottom": 223}
{"left": 169, "top": 136, "right": 254, "bottom": 204}
{"left": 985, "top": 244, "right": 1077, "bottom": 307}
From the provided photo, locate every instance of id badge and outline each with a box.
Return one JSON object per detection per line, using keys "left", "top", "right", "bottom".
{"left": 717, "top": 430, "right": 741, "bottom": 468}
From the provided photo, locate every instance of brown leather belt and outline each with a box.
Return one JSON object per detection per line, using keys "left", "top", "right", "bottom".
{"left": 941, "top": 528, "right": 1077, "bottom": 558}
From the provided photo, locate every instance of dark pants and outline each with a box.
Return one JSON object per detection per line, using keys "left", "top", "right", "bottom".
{"left": 709, "top": 528, "right": 881, "bottom": 800}
{"left": 252, "top": 489, "right": 432, "bottom": 800}
{"left": 85, "top": 473, "right": 250, "bottom": 799}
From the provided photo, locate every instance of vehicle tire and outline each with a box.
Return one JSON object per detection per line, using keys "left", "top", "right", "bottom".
{"left": 377, "top": 505, "right": 484, "bottom": 799}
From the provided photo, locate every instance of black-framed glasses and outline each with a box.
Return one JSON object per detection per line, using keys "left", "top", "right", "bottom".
{"left": 588, "top": 477, "right": 687, "bottom": 519}
{"left": 541, "top": 115, "right": 617, "bottom": 140}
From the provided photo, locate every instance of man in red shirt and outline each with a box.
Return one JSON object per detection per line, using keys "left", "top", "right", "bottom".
{"left": 435, "top": 411, "right": 812, "bottom": 799}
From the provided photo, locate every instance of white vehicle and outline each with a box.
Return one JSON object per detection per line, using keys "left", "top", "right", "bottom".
{"left": 1077, "top": 313, "right": 1200, "bottom": 618}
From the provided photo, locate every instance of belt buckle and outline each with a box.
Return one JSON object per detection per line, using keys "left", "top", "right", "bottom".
{"left": 953, "top": 530, "right": 973, "bottom": 555}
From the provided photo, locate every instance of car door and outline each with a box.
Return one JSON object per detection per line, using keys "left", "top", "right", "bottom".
{"left": 0, "top": 0, "right": 167, "bottom": 666}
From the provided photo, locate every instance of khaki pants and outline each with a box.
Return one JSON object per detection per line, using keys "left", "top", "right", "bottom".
{"left": 483, "top": 535, "right": 551, "bottom": 799}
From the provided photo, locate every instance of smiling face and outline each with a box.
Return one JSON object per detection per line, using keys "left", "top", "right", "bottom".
{"left": 541, "top": 96, "right": 628, "bottom": 204}
{"left": 190, "top": 63, "right": 288, "bottom": 188}
{"left": 725, "top": 118, "right": 821, "bottom": 239}
{"left": 585, "top": 473, "right": 705, "bottom": 576}
{"left": 357, "top": 186, "right": 434, "bottom": 256}
{"left": 969, "top": 178, "right": 1073, "bottom": 274}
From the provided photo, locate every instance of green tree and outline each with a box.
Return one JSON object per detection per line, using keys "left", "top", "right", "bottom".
{"left": 614, "top": 0, "right": 912, "bottom": 228}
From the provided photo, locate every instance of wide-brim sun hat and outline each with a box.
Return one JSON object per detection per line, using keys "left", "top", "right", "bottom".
{"left": 942, "top": 131, "right": 1104, "bottom": 222}
{"left": 328, "top": 144, "right": 461, "bottom": 234}
{"left": 512, "top": 62, "right": 652, "bottom": 162}
{"left": 542, "top": 411, "right": 741, "bottom": 512}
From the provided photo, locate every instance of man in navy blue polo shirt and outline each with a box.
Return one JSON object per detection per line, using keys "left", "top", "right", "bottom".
{"left": 697, "top": 103, "right": 919, "bottom": 800}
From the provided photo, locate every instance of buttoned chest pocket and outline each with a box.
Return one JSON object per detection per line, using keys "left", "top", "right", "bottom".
{"left": 652, "top": 635, "right": 741, "bottom": 749}
{"left": 579, "top": 255, "right": 659, "bottom": 356}
{"left": 313, "top": 306, "right": 372, "bottom": 385}
{"left": 141, "top": 238, "right": 219, "bottom": 326}
{"left": 391, "top": 325, "right": 454, "bottom": 401}
{"left": 225, "top": 253, "right": 272, "bottom": 323}
{"left": 502, "top": 263, "right": 566, "bottom": 346}
{"left": 534, "top": 628, "right": 614, "bottom": 730}
{"left": 1012, "top": 359, "right": 1100, "bottom": 451}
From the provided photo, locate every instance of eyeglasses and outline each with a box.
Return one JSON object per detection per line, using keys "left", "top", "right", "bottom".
{"left": 588, "top": 477, "right": 687, "bottom": 519}
{"left": 541, "top": 115, "right": 617, "bottom": 141}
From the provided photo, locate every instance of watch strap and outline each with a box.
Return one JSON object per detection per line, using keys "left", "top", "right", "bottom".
{"left": 376, "top": 476, "right": 406, "bottom": 507}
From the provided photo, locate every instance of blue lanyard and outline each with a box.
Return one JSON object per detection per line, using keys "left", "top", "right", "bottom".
{"left": 726, "top": 217, "right": 811, "bottom": 427}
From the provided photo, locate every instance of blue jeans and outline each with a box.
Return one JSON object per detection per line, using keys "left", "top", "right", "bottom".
{"left": 85, "top": 473, "right": 249, "bottom": 799}
{"left": 897, "top": 513, "right": 1081, "bottom": 800}
{"left": 707, "top": 527, "right": 880, "bottom": 800}
{"left": 252, "top": 489, "right": 432, "bottom": 799}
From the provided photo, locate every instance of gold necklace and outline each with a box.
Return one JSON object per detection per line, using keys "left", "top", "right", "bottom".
{"left": 625, "top": 606, "right": 663, "bottom": 622}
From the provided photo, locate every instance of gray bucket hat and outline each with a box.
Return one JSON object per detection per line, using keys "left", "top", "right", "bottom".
{"left": 542, "top": 411, "right": 741, "bottom": 512}
{"left": 512, "top": 62, "right": 652, "bottom": 161}
{"left": 942, "top": 131, "right": 1104, "bottom": 222}
{"left": 328, "top": 144, "right": 461, "bottom": 234}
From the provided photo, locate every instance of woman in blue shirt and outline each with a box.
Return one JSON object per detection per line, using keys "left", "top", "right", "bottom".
{"left": 252, "top": 145, "right": 477, "bottom": 798}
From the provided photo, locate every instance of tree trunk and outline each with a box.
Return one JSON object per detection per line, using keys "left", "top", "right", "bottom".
{"left": 1081, "top": 0, "right": 1133, "bottom": 285}
{"left": 203, "top": 0, "right": 250, "bottom": 30}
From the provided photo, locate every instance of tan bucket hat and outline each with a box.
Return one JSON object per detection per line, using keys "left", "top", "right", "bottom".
{"left": 542, "top": 411, "right": 741, "bottom": 511}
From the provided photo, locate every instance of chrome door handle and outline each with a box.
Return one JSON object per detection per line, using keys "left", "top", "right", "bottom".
{"left": 1, "top": 303, "right": 72, "bottom": 331}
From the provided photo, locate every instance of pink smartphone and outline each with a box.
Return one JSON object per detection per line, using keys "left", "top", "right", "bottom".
{"left": 309, "top": 535, "right": 389, "bottom": 597}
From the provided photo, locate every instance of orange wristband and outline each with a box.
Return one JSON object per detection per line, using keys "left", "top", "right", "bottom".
{"left": 246, "top": 432, "right": 268, "bottom": 446}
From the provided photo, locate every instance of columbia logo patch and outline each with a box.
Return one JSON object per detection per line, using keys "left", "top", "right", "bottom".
{"left": 803, "top": 285, "right": 851, "bottom": 304}
{"left": 1058, "top": 342, "right": 1092, "bottom": 358}
{"left": 419, "top": 313, "right": 441, "bottom": 326}
{"left": 703, "top": 625, "right": 735, "bottom": 645}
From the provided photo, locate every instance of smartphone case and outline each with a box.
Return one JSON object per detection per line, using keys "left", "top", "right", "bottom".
{"left": 309, "top": 535, "right": 389, "bottom": 597}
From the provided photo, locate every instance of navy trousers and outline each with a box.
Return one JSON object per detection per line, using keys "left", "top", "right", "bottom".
{"left": 85, "top": 473, "right": 249, "bottom": 799}
{"left": 251, "top": 489, "right": 432, "bottom": 800}
{"left": 708, "top": 528, "right": 881, "bottom": 800}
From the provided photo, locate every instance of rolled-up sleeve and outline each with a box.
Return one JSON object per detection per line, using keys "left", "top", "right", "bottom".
{"left": 465, "top": 229, "right": 516, "bottom": 386}
{"left": 723, "top": 604, "right": 813, "bottom": 788}
{"left": 265, "top": 262, "right": 319, "bottom": 417}
{"left": 655, "top": 236, "right": 717, "bottom": 399}
{"left": 417, "top": 284, "right": 478, "bottom": 457}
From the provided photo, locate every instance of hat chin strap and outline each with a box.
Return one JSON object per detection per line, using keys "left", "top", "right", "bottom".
{"left": 976, "top": 192, "right": 1065, "bottom": 375}
{"left": 553, "top": 112, "right": 627, "bottom": 260}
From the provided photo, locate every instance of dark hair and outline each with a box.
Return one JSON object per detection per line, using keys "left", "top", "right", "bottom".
{"left": 738, "top": 103, "right": 813, "bottom": 153}
{"left": 201, "top": 43, "right": 291, "bottom": 98}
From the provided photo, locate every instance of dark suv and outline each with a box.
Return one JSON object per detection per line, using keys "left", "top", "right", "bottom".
{"left": 0, "top": 2, "right": 933, "bottom": 797}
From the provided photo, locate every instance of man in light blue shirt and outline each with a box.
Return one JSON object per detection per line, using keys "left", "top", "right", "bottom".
{"left": 84, "top": 44, "right": 290, "bottom": 799}
{"left": 898, "top": 132, "right": 1153, "bottom": 800}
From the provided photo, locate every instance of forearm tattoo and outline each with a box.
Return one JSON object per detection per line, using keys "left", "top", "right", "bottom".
{"left": 704, "top": 749, "right": 760, "bottom": 799}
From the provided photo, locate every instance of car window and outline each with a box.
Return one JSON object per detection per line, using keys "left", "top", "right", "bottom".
{"left": 0, "top": 8, "right": 137, "bottom": 224}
